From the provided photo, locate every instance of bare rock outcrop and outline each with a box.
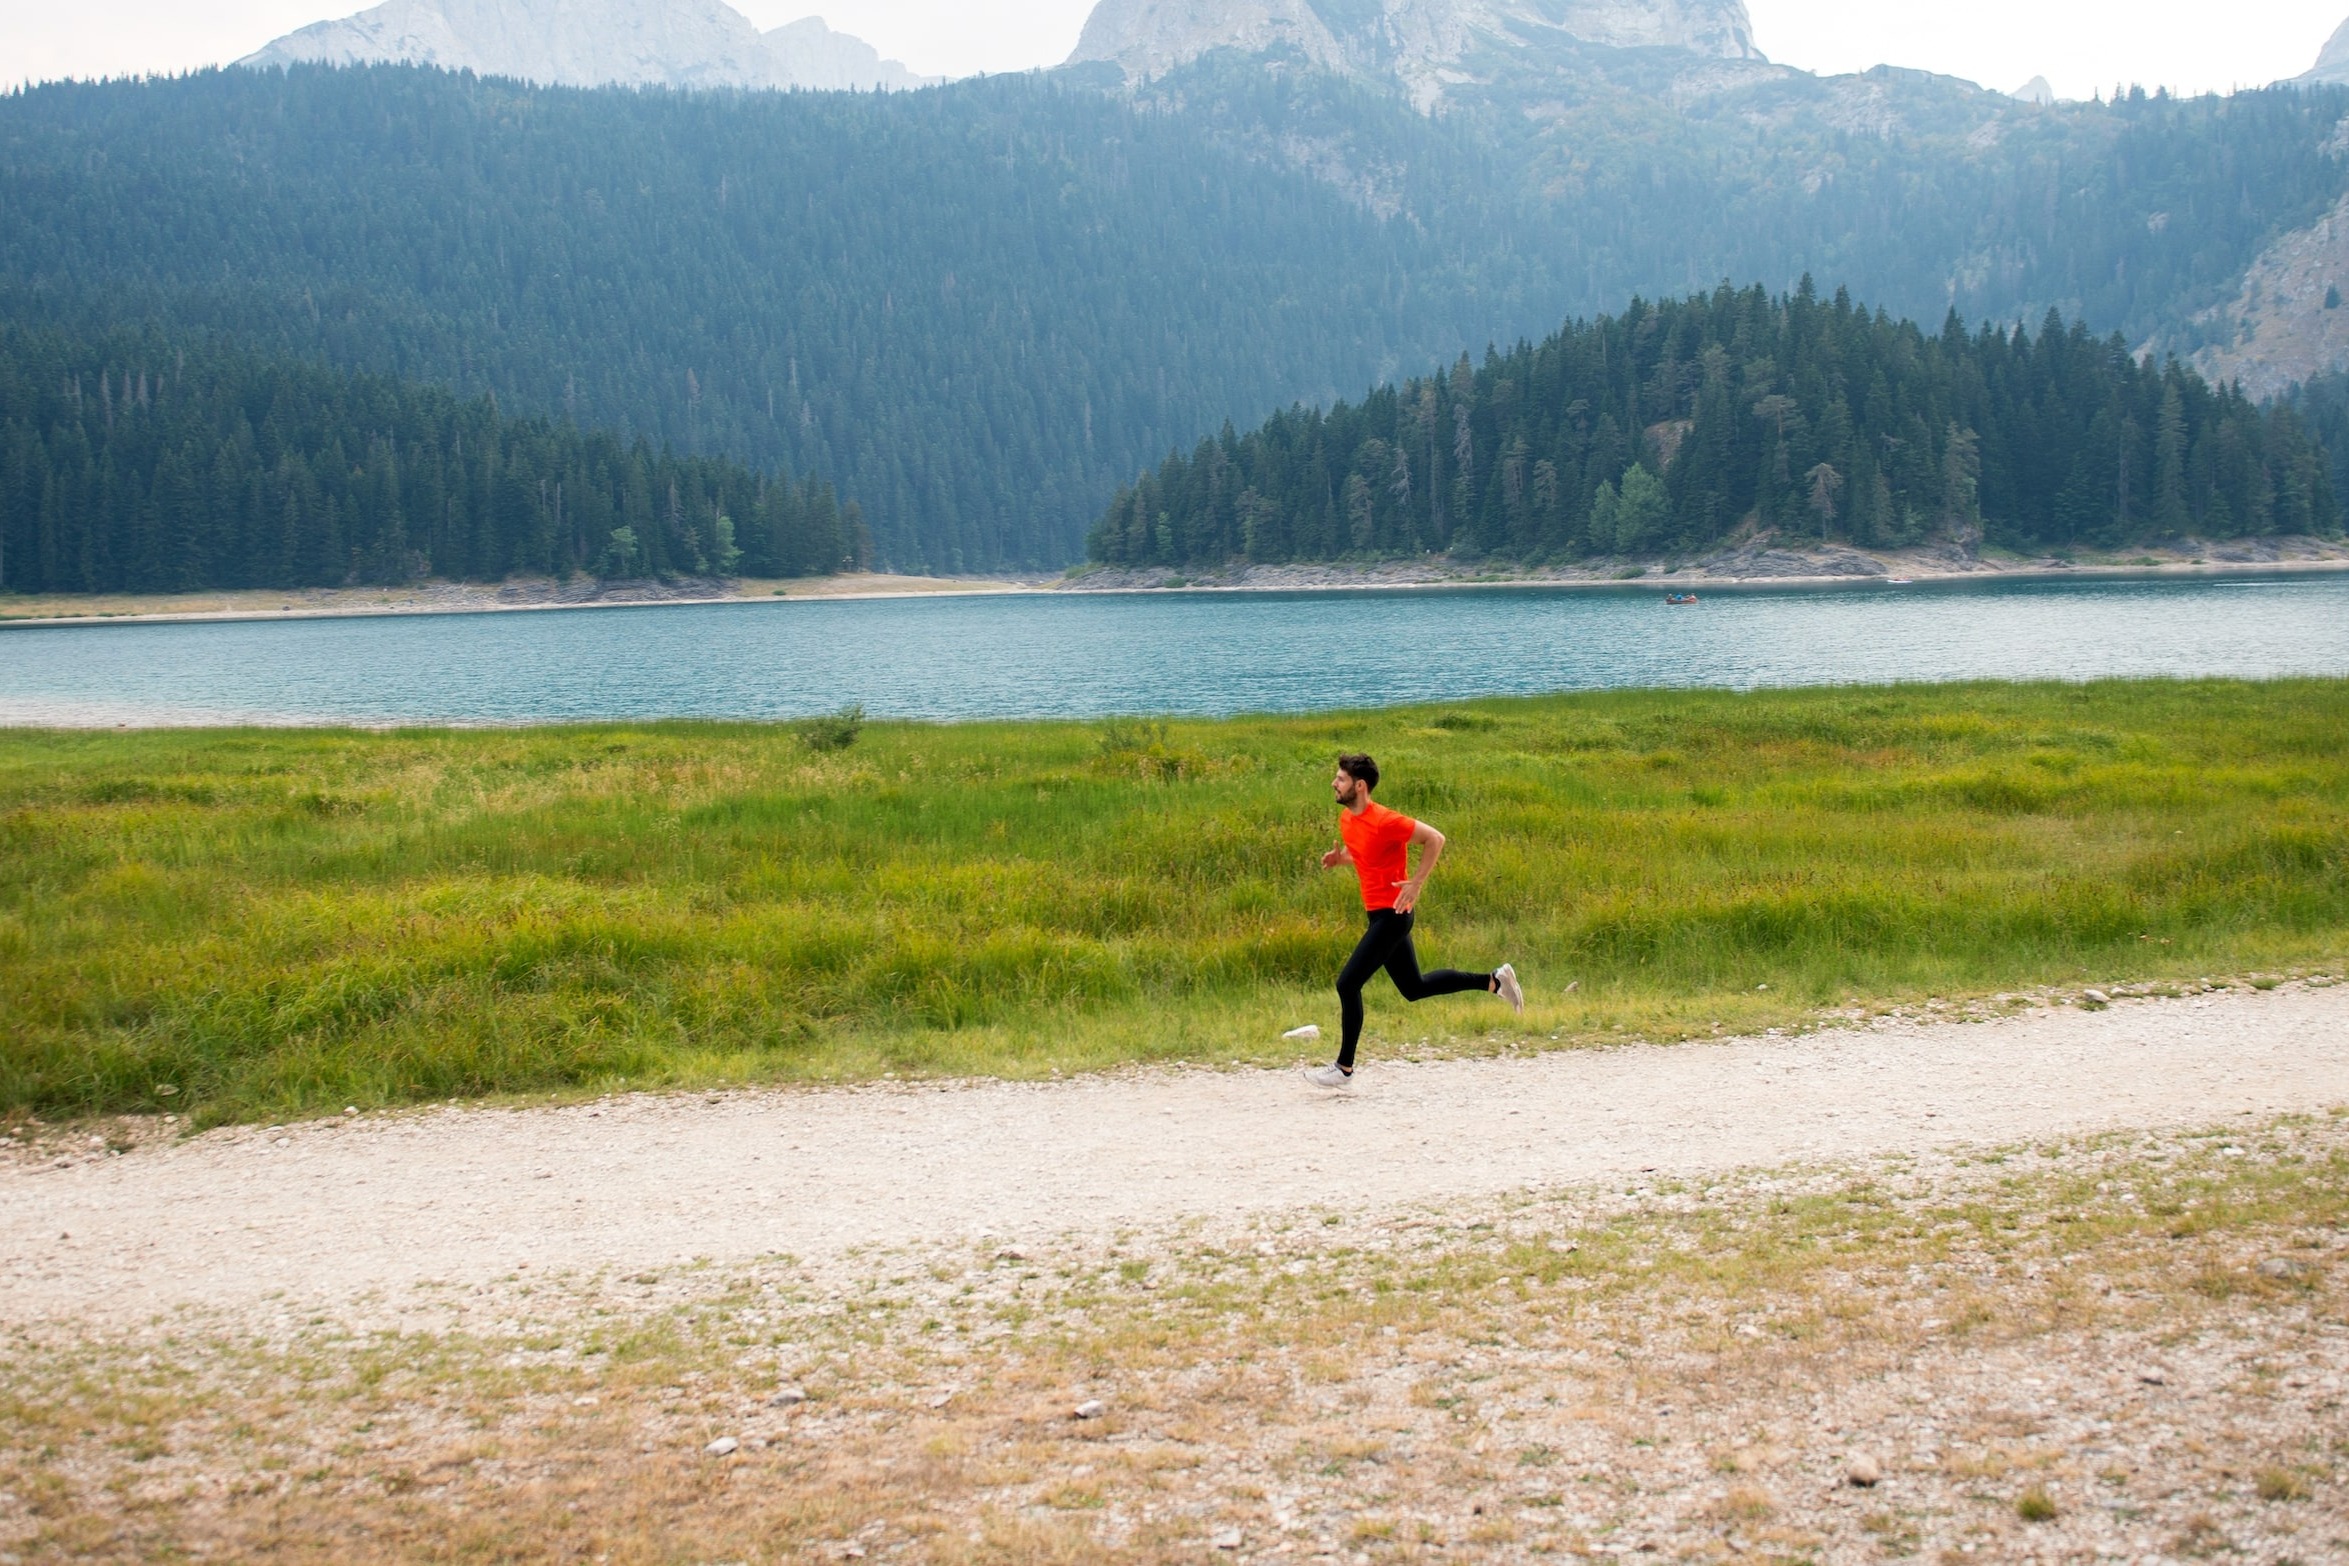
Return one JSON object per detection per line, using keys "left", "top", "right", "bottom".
{"left": 2300, "top": 17, "right": 2349, "bottom": 86}
{"left": 241, "top": 0, "right": 934, "bottom": 92}
{"left": 1068, "top": 0, "right": 1762, "bottom": 102}
{"left": 2172, "top": 190, "right": 2349, "bottom": 402}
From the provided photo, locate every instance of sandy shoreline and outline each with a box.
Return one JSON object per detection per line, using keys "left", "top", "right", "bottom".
{"left": 3, "top": 538, "right": 2346, "bottom": 629}
{"left": 0, "top": 570, "right": 1042, "bottom": 630}
{"left": 1057, "top": 534, "right": 2349, "bottom": 595}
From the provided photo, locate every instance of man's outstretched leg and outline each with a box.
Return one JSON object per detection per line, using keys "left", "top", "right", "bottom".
{"left": 1381, "top": 911, "right": 1514, "bottom": 1015}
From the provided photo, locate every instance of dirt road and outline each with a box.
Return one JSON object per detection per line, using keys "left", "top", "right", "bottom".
{"left": 5, "top": 984, "right": 2344, "bottom": 1329}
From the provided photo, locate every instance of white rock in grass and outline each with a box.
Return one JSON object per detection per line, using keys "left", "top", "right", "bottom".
{"left": 704, "top": 1436, "right": 740, "bottom": 1456}
{"left": 1074, "top": 1399, "right": 1107, "bottom": 1420}
{"left": 1282, "top": 1024, "right": 1322, "bottom": 1042}
{"left": 1210, "top": 1526, "right": 1244, "bottom": 1549}
{"left": 1846, "top": 1454, "right": 1883, "bottom": 1487}
{"left": 769, "top": 1386, "right": 808, "bottom": 1407}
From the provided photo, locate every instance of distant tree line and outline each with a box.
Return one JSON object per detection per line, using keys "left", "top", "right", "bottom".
{"left": 0, "top": 329, "right": 865, "bottom": 594}
{"left": 1088, "top": 283, "right": 2341, "bottom": 568}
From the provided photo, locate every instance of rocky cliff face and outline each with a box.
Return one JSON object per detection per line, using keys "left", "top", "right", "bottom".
{"left": 762, "top": 17, "right": 929, "bottom": 91}
{"left": 2177, "top": 191, "right": 2349, "bottom": 402}
{"left": 241, "top": 0, "right": 933, "bottom": 92}
{"left": 2302, "top": 17, "right": 2349, "bottom": 86}
{"left": 1068, "top": 0, "right": 1762, "bottom": 104}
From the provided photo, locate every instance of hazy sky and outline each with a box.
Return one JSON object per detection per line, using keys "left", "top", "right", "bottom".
{"left": 6, "top": 0, "right": 2346, "bottom": 102}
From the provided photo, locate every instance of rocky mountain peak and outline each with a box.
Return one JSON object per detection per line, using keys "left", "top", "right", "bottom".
{"left": 1068, "top": 0, "right": 1763, "bottom": 102}
{"left": 240, "top": 0, "right": 934, "bottom": 92}
{"left": 2305, "top": 17, "right": 2349, "bottom": 86}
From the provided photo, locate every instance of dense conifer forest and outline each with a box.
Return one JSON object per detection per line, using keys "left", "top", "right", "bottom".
{"left": 1086, "top": 285, "right": 2340, "bottom": 568}
{"left": 0, "top": 329, "right": 863, "bottom": 594}
{"left": 3, "top": 65, "right": 2347, "bottom": 573}
{"left": 0, "top": 66, "right": 1501, "bottom": 574}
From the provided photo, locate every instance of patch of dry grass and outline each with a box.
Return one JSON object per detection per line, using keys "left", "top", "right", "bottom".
{"left": 2, "top": 1116, "right": 2347, "bottom": 1561}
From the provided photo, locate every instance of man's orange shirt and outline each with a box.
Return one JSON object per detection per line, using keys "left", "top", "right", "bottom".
{"left": 1339, "top": 800, "right": 1418, "bottom": 911}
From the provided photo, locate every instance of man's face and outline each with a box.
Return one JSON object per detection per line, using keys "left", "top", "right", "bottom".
{"left": 1333, "top": 767, "right": 1367, "bottom": 808}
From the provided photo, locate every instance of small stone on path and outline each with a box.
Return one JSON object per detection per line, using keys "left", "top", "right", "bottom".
{"left": 1847, "top": 1453, "right": 1883, "bottom": 1487}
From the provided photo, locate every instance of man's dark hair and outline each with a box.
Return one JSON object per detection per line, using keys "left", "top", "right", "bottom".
{"left": 1337, "top": 752, "right": 1379, "bottom": 792}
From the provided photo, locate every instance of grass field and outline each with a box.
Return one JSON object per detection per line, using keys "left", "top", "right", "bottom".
{"left": 2, "top": 679, "right": 2345, "bottom": 1125}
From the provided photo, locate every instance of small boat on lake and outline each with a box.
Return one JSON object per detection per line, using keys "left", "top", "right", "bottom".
{"left": 1664, "top": 593, "right": 1700, "bottom": 605}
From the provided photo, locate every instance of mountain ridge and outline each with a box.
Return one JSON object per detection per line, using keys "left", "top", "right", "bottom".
{"left": 1068, "top": 0, "right": 1762, "bottom": 110}
{"left": 240, "top": 0, "right": 934, "bottom": 92}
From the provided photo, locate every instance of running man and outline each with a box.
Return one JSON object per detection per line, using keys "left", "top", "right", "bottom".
{"left": 1302, "top": 752, "right": 1522, "bottom": 1088}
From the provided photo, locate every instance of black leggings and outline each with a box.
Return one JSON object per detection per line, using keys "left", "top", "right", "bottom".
{"left": 1336, "top": 908, "right": 1491, "bottom": 1069}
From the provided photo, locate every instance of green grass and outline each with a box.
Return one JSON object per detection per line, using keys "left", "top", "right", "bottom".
{"left": 2, "top": 679, "right": 2345, "bottom": 1124}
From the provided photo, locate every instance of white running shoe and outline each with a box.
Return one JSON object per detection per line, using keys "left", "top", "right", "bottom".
{"left": 1494, "top": 963, "right": 1525, "bottom": 1015}
{"left": 1300, "top": 1064, "right": 1354, "bottom": 1089}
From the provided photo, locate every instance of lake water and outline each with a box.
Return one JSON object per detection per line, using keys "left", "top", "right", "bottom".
{"left": 1, "top": 575, "right": 2345, "bottom": 727}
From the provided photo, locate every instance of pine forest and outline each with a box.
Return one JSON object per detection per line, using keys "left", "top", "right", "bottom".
{"left": 1086, "top": 285, "right": 2341, "bottom": 569}
{"left": 0, "top": 329, "right": 864, "bottom": 594}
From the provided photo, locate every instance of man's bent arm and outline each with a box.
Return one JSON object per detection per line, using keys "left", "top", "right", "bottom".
{"left": 1395, "top": 822, "right": 1445, "bottom": 911}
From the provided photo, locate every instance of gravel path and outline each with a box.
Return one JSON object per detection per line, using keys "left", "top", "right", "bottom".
{"left": 6, "top": 984, "right": 2345, "bottom": 1329}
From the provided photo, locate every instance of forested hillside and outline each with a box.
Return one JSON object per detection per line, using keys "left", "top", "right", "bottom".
{"left": 4, "top": 64, "right": 2348, "bottom": 575}
{"left": 0, "top": 328, "right": 862, "bottom": 594}
{"left": 0, "top": 66, "right": 1516, "bottom": 575}
{"left": 1087, "top": 284, "right": 2340, "bottom": 568}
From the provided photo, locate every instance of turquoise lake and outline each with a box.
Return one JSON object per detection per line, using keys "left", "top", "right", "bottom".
{"left": 1, "top": 575, "right": 2345, "bottom": 726}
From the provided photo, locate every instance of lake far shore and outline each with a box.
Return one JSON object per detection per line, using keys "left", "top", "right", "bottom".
{"left": 0, "top": 570, "right": 1043, "bottom": 629}
{"left": 1059, "top": 533, "right": 2349, "bottom": 594}
{"left": 4, "top": 535, "right": 2347, "bottom": 627}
